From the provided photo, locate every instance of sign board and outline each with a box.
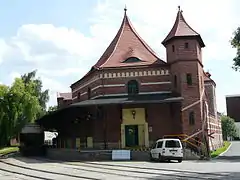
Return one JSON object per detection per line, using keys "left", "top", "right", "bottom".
{"left": 149, "top": 127, "right": 152, "bottom": 132}
{"left": 112, "top": 150, "right": 131, "bottom": 160}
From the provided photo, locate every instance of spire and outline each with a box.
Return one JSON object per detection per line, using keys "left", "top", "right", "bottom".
{"left": 124, "top": 5, "right": 127, "bottom": 14}
{"left": 93, "top": 7, "right": 165, "bottom": 68}
{"left": 162, "top": 7, "right": 205, "bottom": 47}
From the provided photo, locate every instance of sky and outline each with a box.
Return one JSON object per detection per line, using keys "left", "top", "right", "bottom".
{"left": 0, "top": 0, "right": 239, "bottom": 113}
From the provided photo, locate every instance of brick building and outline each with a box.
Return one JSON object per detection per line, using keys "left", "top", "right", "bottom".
{"left": 226, "top": 95, "right": 240, "bottom": 122}
{"left": 226, "top": 95, "right": 240, "bottom": 138}
{"left": 39, "top": 7, "right": 223, "bottom": 151}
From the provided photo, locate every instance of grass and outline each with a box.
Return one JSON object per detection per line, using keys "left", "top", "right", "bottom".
{"left": 211, "top": 141, "right": 231, "bottom": 158}
{"left": 0, "top": 146, "right": 19, "bottom": 156}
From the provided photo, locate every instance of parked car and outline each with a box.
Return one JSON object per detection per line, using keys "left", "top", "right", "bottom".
{"left": 150, "top": 138, "right": 183, "bottom": 163}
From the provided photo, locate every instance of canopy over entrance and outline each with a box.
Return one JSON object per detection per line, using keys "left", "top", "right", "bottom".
{"left": 37, "top": 93, "right": 183, "bottom": 129}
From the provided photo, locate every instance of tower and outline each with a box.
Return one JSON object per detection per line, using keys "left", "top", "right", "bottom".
{"left": 162, "top": 7, "right": 205, "bottom": 134}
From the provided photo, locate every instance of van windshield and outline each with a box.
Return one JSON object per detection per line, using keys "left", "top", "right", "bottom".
{"left": 165, "top": 140, "right": 181, "bottom": 148}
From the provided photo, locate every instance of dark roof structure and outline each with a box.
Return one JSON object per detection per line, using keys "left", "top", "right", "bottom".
{"left": 162, "top": 6, "right": 205, "bottom": 47}
{"left": 93, "top": 8, "right": 166, "bottom": 69}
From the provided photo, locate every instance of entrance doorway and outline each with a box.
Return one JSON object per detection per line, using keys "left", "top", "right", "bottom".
{"left": 125, "top": 125, "right": 139, "bottom": 147}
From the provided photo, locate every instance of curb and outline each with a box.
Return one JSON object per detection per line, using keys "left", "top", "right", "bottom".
{"left": 213, "top": 142, "right": 232, "bottom": 159}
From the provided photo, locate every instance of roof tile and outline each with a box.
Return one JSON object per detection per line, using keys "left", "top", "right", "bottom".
{"left": 162, "top": 7, "right": 205, "bottom": 47}
{"left": 93, "top": 10, "right": 165, "bottom": 68}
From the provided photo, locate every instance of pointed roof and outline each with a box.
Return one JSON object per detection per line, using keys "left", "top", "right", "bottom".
{"left": 162, "top": 6, "right": 205, "bottom": 47}
{"left": 93, "top": 8, "right": 165, "bottom": 69}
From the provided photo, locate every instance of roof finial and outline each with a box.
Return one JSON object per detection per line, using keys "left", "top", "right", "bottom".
{"left": 178, "top": 5, "right": 180, "bottom": 11}
{"left": 124, "top": 5, "right": 127, "bottom": 13}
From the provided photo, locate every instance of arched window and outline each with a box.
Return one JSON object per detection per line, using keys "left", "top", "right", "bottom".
{"left": 127, "top": 80, "right": 139, "bottom": 95}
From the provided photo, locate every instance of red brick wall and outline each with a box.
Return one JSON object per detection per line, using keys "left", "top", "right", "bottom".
{"left": 166, "top": 39, "right": 202, "bottom": 64}
{"left": 166, "top": 37, "right": 204, "bottom": 136}
{"left": 71, "top": 66, "right": 171, "bottom": 102}
{"left": 205, "top": 83, "right": 216, "bottom": 116}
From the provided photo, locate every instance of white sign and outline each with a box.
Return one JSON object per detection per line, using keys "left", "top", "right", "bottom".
{"left": 149, "top": 127, "right": 152, "bottom": 132}
{"left": 112, "top": 150, "right": 131, "bottom": 160}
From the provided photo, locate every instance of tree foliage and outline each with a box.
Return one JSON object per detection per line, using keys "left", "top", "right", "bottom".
{"left": 21, "top": 70, "right": 49, "bottom": 118}
{"left": 0, "top": 70, "right": 49, "bottom": 146}
{"left": 231, "top": 27, "right": 240, "bottom": 71}
{"left": 221, "top": 115, "right": 237, "bottom": 140}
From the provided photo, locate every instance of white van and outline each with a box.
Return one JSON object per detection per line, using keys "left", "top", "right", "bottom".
{"left": 150, "top": 138, "right": 183, "bottom": 163}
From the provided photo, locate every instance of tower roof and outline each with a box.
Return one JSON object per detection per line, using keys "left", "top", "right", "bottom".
{"left": 93, "top": 8, "right": 165, "bottom": 69}
{"left": 162, "top": 6, "right": 205, "bottom": 47}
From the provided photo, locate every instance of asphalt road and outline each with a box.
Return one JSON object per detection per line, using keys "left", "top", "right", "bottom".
{"left": 0, "top": 141, "right": 240, "bottom": 180}
{"left": 216, "top": 141, "right": 240, "bottom": 161}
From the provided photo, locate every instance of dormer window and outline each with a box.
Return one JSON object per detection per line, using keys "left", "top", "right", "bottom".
{"left": 127, "top": 80, "right": 139, "bottom": 95}
{"left": 185, "top": 42, "right": 189, "bottom": 49}
{"left": 123, "top": 57, "right": 141, "bottom": 63}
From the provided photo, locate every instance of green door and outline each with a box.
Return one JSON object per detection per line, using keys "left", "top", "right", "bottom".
{"left": 125, "top": 125, "right": 139, "bottom": 147}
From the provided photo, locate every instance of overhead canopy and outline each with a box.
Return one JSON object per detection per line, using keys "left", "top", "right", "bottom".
{"left": 37, "top": 93, "right": 183, "bottom": 128}
{"left": 71, "top": 94, "right": 183, "bottom": 107}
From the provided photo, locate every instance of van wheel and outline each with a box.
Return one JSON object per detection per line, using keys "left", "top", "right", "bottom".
{"left": 178, "top": 159, "right": 182, "bottom": 163}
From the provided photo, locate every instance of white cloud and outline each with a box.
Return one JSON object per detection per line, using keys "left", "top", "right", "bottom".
{"left": 0, "top": 0, "right": 239, "bottom": 113}
{"left": 0, "top": 39, "right": 9, "bottom": 64}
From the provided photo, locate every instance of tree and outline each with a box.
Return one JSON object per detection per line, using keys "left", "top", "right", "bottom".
{"left": 21, "top": 70, "right": 49, "bottom": 118}
{"left": 230, "top": 27, "right": 240, "bottom": 71}
{"left": 221, "top": 115, "right": 237, "bottom": 140}
{"left": 0, "top": 77, "right": 43, "bottom": 146}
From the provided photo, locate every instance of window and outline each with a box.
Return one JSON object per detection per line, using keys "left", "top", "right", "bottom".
{"left": 87, "top": 87, "right": 91, "bottom": 99}
{"left": 189, "top": 111, "right": 195, "bottom": 125}
{"left": 172, "top": 45, "right": 175, "bottom": 52}
{"left": 165, "top": 140, "right": 181, "bottom": 148}
{"left": 127, "top": 80, "right": 139, "bottom": 95}
{"left": 123, "top": 57, "right": 141, "bottom": 63}
{"left": 185, "top": 42, "right": 189, "bottom": 49}
{"left": 151, "top": 143, "right": 157, "bottom": 149}
{"left": 157, "top": 141, "right": 163, "bottom": 148}
{"left": 174, "top": 75, "right": 177, "bottom": 88}
{"left": 77, "top": 92, "right": 81, "bottom": 99}
{"left": 186, "top": 73, "right": 192, "bottom": 85}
